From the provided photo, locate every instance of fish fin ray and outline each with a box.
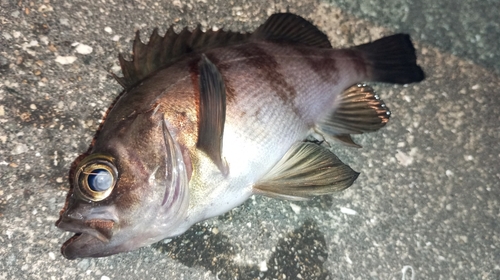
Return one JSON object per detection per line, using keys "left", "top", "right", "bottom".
{"left": 332, "top": 135, "right": 362, "bottom": 148}
{"left": 116, "top": 13, "right": 334, "bottom": 88}
{"left": 355, "top": 33, "right": 425, "bottom": 84}
{"left": 196, "top": 54, "right": 229, "bottom": 175}
{"left": 252, "top": 13, "right": 332, "bottom": 48}
{"left": 116, "top": 26, "right": 252, "bottom": 89}
{"left": 316, "top": 84, "right": 390, "bottom": 145}
{"left": 253, "top": 142, "right": 359, "bottom": 200}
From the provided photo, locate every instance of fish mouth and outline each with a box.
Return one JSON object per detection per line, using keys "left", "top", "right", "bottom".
{"left": 60, "top": 232, "right": 99, "bottom": 259}
{"left": 56, "top": 218, "right": 115, "bottom": 259}
{"left": 57, "top": 218, "right": 115, "bottom": 242}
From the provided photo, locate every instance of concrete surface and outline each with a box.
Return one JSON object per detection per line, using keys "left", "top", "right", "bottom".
{"left": 0, "top": 0, "right": 499, "bottom": 279}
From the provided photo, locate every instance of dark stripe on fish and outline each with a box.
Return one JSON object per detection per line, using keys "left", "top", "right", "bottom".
{"left": 231, "top": 44, "right": 298, "bottom": 111}
{"left": 292, "top": 45, "right": 340, "bottom": 83}
{"left": 188, "top": 57, "right": 201, "bottom": 118}
{"left": 340, "top": 49, "right": 368, "bottom": 78}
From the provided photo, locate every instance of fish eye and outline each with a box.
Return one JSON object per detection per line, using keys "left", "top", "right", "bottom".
{"left": 87, "top": 169, "right": 113, "bottom": 192}
{"left": 75, "top": 154, "right": 118, "bottom": 201}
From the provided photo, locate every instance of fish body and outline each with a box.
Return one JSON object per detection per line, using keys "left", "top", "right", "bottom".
{"left": 56, "top": 13, "right": 424, "bottom": 259}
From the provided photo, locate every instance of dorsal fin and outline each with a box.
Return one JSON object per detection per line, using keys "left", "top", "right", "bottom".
{"left": 115, "top": 26, "right": 252, "bottom": 89}
{"left": 115, "top": 13, "right": 331, "bottom": 89}
{"left": 251, "top": 13, "right": 332, "bottom": 48}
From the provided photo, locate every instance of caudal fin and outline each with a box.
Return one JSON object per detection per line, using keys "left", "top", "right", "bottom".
{"left": 354, "top": 34, "right": 425, "bottom": 84}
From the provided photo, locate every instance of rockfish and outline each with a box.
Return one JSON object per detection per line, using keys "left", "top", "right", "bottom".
{"left": 56, "top": 13, "right": 424, "bottom": 259}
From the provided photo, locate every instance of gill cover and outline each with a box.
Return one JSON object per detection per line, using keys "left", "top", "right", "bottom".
{"left": 161, "top": 116, "right": 190, "bottom": 208}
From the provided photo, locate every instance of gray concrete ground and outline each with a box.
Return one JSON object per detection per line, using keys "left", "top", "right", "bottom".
{"left": 1, "top": 0, "right": 499, "bottom": 279}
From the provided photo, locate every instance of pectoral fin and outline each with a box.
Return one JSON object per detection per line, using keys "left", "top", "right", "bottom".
{"left": 317, "top": 84, "right": 391, "bottom": 147}
{"left": 253, "top": 142, "right": 359, "bottom": 201}
{"left": 197, "top": 54, "right": 228, "bottom": 175}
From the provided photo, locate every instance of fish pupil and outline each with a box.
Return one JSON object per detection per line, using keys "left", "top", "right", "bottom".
{"left": 87, "top": 169, "right": 112, "bottom": 192}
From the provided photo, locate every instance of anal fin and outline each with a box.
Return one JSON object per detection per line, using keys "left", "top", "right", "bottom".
{"left": 253, "top": 142, "right": 359, "bottom": 201}
{"left": 317, "top": 84, "right": 390, "bottom": 147}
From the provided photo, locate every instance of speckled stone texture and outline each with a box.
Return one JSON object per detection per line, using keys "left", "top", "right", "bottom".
{"left": 0, "top": 0, "right": 499, "bottom": 279}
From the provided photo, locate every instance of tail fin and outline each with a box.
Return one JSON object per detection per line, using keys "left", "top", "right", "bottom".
{"left": 354, "top": 34, "right": 425, "bottom": 84}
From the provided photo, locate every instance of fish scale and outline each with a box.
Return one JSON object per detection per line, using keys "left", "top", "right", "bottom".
{"left": 215, "top": 43, "right": 364, "bottom": 121}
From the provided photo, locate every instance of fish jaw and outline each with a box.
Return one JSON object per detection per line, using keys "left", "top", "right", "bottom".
{"left": 57, "top": 217, "right": 145, "bottom": 260}
{"left": 56, "top": 109, "right": 192, "bottom": 259}
{"left": 57, "top": 214, "right": 165, "bottom": 260}
{"left": 58, "top": 223, "right": 114, "bottom": 259}
{"left": 56, "top": 193, "right": 190, "bottom": 259}
{"left": 56, "top": 204, "right": 120, "bottom": 259}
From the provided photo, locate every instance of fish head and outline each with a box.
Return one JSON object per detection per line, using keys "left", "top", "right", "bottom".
{"left": 56, "top": 107, "right": 191, "bottom": 259}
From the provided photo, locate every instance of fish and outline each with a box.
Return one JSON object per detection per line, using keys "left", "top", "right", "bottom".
{"left": 56, "top": 12, "right": 425, "bottom": 259}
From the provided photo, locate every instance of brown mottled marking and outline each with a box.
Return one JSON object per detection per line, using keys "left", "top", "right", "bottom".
{"left": 84, "top": 219, "right": 114, "bottom": 240}
{"left": 204, "top": 54, "right": 238, "bottom": 104}
{"left": 88, "top": 88, "right": 130, "bottom": 153}
{"left": 187, "top": 57, "right": 202, "bottom": 127}
{"left": 293, "top": 45, "right": 340, "bottom": 83}
{"left": 223, "top": 83, "right": 237, "bottom": 106}
{"left": 340, "top": 49, "right": 368, "bottom": 78}
{"left": 84, "top": 219, "right": 114, "bottom": 230}
{"left": 231, "top": 44, "right": 298, "bottom": 107}
{"left": 188, "top": 56, "right": 201, "bottom": 96}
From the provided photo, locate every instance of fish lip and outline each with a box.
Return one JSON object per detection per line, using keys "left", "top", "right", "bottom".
{"left": 57, "top": 217, "right": 115, "bottom": 241}
{"left": 56, "top": 217, "right": 116, "bottom": 259}
{"left": 60, "top": 232, "right": 104, "bottom": 260}
{"left": 60, "top": 233, "right": 83, "bottom": 260}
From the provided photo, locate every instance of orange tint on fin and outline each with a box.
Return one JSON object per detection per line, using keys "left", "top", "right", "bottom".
{"left": 316, "top": 84, "right": 390, "bottom": 147}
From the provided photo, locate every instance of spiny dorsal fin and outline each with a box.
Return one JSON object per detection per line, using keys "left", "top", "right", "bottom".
{"left": 115, "top": 13, "right": 332, "bottom": 89}
{"left": 251, "top": 13, "right": 332, "bottom": 48}
{"left": 115, "top": 26, "right": 252, "bottom": 89}
{"left": 316, "top": 84, "right": 390, "bottom": 147}
{"left": 253, "top": 142, "right": 359, "bottom": 201}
